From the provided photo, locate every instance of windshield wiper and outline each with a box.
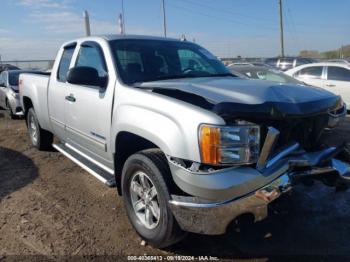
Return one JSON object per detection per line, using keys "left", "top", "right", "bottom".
{"left": 206, "top": 73, "right": 237, "bottom": 77}
{"left": 142, "top": 74, "right": 201, "bottom": 82}
{"left": 141, "top": 72, "right": 236, "bottom": 83}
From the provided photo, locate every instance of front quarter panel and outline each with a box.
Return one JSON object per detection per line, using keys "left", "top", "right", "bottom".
{"left": 111, "top": 86, "right": 225, "bottom": 162}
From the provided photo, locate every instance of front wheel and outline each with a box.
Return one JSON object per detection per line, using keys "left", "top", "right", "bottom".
{"left": 27, "top": 108, "right": 53, "bottom": 150}
{"left": 122, "top": 149, "right": 185, "bottom": 248}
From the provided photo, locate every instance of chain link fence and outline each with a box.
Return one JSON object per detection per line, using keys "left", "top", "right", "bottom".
{"left": 0, "top": 60, "right": 54, "bottom": 71}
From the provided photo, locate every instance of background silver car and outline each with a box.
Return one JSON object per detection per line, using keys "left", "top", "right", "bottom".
{"left": 0, "top": 70, "right": 38, "bottom": 118}
{"left": 228, "top": 65, "right": 305, "bottom": 84}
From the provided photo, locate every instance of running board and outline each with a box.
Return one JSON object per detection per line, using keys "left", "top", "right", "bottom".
{"left": 52, "top": 143, "right": 116, "bottom": 187}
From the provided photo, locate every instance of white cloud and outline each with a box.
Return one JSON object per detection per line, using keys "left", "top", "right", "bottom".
{"left": 28, "top": 11, "right": 119, "bottom": 35}
{"left": 0, "top": 28, "right": 9, "bottom": 34}
{"left": 0, "top": 36, "right": 64, "bottom": 60}
{"left": 27, "top": 10, "right": 165, "bottom": 36}
{"left": 17, "top": 0, "right": 69, "bottom": 9}
{"left": 1, "top": 2, "right": 205, "bottom": 60}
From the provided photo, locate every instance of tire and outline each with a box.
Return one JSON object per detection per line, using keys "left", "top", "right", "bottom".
{"left": 5, "top": 99, "right": 15, "bottom": 119}
{"left": 27, "top": 108, "right": 53, "bottom": 150}
{"left": 122, "top": 149, "right": 185, "bottom": 248}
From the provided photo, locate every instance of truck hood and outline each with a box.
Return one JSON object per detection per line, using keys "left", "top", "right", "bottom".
{"left": 138, "top": 77, "right": 342, "bottom": 119}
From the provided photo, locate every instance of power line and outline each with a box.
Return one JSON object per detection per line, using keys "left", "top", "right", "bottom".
{"left": 178, "top": 0, "right": 277, "bottom": 24}
{"left": 167, "top": 2, "right": 278, "bottom": 30}
{"left": 284, "top": 0, "right": 302, "bottom": 51}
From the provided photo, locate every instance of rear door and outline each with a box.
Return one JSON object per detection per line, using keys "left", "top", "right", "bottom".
{"left": 65, "top": 41, "right": 115, "bottom": 168}
{"left": 48, "top": 43, "right": 76, "bottom": 141}
{"left": 325, "top": 66, "right": 350, "bottom": 106}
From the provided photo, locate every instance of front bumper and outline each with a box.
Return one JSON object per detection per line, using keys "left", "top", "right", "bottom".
{"left": 168, "top": 145, "right": 350, "bottom": 235}
{"left": 169, "top": 173, "right": 290, "bottom": 235}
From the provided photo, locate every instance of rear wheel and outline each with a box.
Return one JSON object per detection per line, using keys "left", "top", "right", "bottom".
{"left": 27, "top": 108, "right": 53, "bottom": 150}
{"left": 122, "top": 149, "right": 185, "bottom": 248}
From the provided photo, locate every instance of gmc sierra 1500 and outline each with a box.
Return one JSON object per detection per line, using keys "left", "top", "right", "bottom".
{"left": 20, "top": 35, "right": 349, "bottom": 247}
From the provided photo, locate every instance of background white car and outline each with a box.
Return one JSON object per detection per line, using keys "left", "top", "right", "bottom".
{"left": 286, "top": 62, "right": 350, "bottom": 107}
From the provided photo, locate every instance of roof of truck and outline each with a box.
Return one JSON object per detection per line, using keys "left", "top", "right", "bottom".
{"left": 102, "top": 34, "right": 179, "bottom": 42}
{"left": 61, "top": 35, "right": 190, "bottom": 49}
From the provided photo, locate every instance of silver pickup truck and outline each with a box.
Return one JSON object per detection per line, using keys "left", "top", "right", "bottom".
{"left": 20, "top": 35, "right": 349, "bottom": 247}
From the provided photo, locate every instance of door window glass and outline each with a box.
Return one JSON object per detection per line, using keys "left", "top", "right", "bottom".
{"left": 328, "top": 67, "right": 350, "bottom": 81}
{"left": 76, "top": 45, "right": 107, "bottom": 77}
{"left": 57, "top": 46, "right": 75, "bottom": 82}
{"left": 296, "top": 66, "right": 323, "bottom": 79}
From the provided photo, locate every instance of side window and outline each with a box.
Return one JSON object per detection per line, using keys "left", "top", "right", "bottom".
{"left": 75, "top": 44, "right": 107, "bottom": 77}
{"left": 296, "top": 66, "right": 323, "bottom": 79}
{"left": 279, "top": 58, "right": 293, "bottom": 64}
{"left": 265, "top": 58, "right": 278, "bottom": 67}
{"left": 57, "top": 46, "right": 75, "bottom": 82}
{"left": 328, "top": 67, "right": 350, "bottom": 81}
{"left": 0, "top": 72, "right": 4, "bottom": 86}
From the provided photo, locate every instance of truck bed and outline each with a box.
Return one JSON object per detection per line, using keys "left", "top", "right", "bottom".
{"left": 19, "top": 73, "right": 51, "bottom": 132}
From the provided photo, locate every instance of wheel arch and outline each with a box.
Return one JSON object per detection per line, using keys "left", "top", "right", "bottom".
{"left": 22, "top": 96, "right": 34, "bottom": 123}
{"left": 114, "top": 131, "right": 161, "bottom": 195}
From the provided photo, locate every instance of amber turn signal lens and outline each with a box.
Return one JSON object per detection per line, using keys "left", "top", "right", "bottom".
{"left": 200, "top": 125, "right": 221, "bottom": 165}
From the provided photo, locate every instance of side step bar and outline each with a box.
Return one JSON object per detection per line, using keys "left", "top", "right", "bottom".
{"left": 52, "top": 143, "right": 116, "bottom": 187}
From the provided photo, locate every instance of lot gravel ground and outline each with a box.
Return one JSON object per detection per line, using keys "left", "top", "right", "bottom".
{"left": 1, "top": 110, "right": 350, "bottom": 261}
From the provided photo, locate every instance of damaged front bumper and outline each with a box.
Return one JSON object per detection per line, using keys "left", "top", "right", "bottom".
{"left": 168, "top": 144, "right": 350, "bottom": 235}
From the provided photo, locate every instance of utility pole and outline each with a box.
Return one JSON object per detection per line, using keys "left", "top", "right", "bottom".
{"left": 121, "top": 0, "right": 126, "bottom": 33}
{"left": 83, "top": 10, "right": 91, "bottom": 36}
{"left": 161, "top": 0, "right": 167, "bottom": 37}
{"left": 118, "top": 13, "right": 124, "bottom": 34}
{"left": 340, "top": 45, "right": 344, "bottom": 59}
{"left": 278, "top": 0, "right": 285, "bottom": 57}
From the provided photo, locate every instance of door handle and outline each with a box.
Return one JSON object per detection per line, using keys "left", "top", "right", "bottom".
{"left": 65, "top": 94, "right": 76, "bottom": 102}
{"left": 326, "top": 83, "right": 335, "bottom": 87}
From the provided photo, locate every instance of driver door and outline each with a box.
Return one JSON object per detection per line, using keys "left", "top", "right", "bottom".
{"left": 65, "top": 41, "right": 115, "bottom": 168}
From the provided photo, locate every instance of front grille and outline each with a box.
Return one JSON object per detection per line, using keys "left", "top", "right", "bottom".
{"left": 260, "top": 114, "right": 329, "bottom": 151}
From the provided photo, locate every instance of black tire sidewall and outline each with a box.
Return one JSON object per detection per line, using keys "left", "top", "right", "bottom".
{"left": 122, "top": 154, "right": 174, "bottom": 245}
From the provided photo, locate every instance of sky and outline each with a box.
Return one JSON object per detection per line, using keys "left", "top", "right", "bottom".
{"left": 0, "top": 0, "right": 349, "bottom": 60}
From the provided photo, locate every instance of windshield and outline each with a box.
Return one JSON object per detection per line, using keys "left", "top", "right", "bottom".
{"left": 110, "top": 39, "right": 232, "bottom": 84}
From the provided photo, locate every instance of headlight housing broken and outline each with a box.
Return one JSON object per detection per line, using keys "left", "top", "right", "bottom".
{"left": 199, "top": 123, "right": 260, "bottom": 165}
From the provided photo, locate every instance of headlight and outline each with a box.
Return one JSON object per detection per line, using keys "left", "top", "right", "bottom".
{"left": 199, "top": 123, "right": 260, "bottom": 165}
{"left": 328, "top": 99, "right": 346, "bottom": 128}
